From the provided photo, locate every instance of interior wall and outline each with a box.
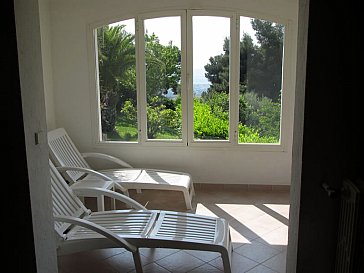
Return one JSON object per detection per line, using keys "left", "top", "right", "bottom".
{"left": 14, "top": 0, "right": 58, "bottom": 272}
{"left": 39, "top": 0, "right": 57, "bottom": 130}
{"left": 286, "top": 0, "right": 309, "bottom": 271}
{"left": 46, "top": 0, "right": 299, "bottom": 185}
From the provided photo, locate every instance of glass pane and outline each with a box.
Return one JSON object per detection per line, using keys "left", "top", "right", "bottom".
{"left": 238, "top": 16, "right": 284, "bottom": 144}
{"left": 192, "top": 16, "right": 230, "bottom": 141}
{"left": 144, "top": 17, "right": 182, "bottom": 140}
{"left": 97, "top": 19, "right": 138, "bottom": 141}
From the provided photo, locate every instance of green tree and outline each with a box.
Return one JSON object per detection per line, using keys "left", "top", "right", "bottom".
{"left": 204, "top": 19, "right": 284, "bottom": 102}
{"left": 242, "top": 92, "right": 280, "bottom": 141}
{"left": 147, "top": 96, "right": 181, "bottom": 139}
{"left": 145, "top": 33, "right": 181, "bottom": 97}
{"left": 239, "top": 33, "right": 258, "bottom": 93}
{"left": 144, "top": 33, "right": 182, "bottom": 139}
{"left": 97, "top": 25, "right": 136, "bottom": 132}
{"left": 204, "top": 38, "right": 230, "bottom": 93}
{"left": 249, "top": 19, "right": 284, "bottom": 101}
{"left": 193, "top": 99, "right": 229, "bottom": 140}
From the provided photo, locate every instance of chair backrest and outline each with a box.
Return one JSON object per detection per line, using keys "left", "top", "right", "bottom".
{"left": 48, "top": 128, "right": 90, "bottom": 183}
{"left": 49, "top": 160, "right": 89, "bottom": 237}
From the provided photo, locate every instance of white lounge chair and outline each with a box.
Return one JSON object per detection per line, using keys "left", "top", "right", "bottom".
{"left": 48, "top": 128, "right": 195, "bottom": 209}
{"left": 50, "top": 160, "right": 232, "bottom": 273}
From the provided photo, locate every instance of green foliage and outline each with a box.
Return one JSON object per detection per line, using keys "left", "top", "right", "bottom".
{"left": 120, "top": 100, "right": 137, "bottom": 125}
{"left": 97, "top": 25, "right": 136, "bottom": 132}
{"left": 204, "top": 38, "right": 230, "bottom": 93}
{"left": 104, "top": 99, "right": 138, "bottom": 141}
{"left": 193, "top": 99, "right": 229, "bottom": 140}
{"left": 204, "top": 19, "right": 284, "bottom": 102}
{"left": 249, "top": 19, "right": 284, "bottom": 101}
{"left": 114, "top": 125, "right": 138, "bottom": 141}
{"left": 201, "top": 91, "right": 229, "bottom": 112}
{"left": 97, "top": 25, "right": 136, "bottom": 98}
{"left": 98, "top": 19, "right": 281, "bottom": 143}
{"left": 147, "top": 96, "right": 182, "bottom": 139}
{"left": 243, "top": 92, "right": 280, "bottom": 141}
{"left": 145, "top": 34, "right": 181, "bottom": 97}
{"left": 238, "top": 124, "right": 277, "bottom": 143}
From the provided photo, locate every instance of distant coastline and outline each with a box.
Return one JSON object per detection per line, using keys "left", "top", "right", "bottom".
{"left": 165, "top": 83, "right": 210, "bottom": 98}
{"left": 193, "top": 83, "right": 210, "bottom": 97}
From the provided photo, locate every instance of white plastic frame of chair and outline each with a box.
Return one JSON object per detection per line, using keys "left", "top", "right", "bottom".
{"left": 50, "top": 160, "right": 232, "bottom": 273}
{"left": 48, "top": 127, "right": 195, "bottom": 210}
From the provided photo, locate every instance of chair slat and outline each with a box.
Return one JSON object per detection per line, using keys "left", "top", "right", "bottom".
{"left": 48, "top": 128, "right": 90, "bottom": 182}
{"left": 50, "top": 160, "right": 89, "bottom": 235}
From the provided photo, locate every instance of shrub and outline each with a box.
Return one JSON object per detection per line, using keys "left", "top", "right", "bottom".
{"left": 193, "top": 99, "right": 229, "bottom": 139}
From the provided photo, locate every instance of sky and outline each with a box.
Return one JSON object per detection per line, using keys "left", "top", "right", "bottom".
{"left": 112, "top": 16, "right": 257, "bottom": 84}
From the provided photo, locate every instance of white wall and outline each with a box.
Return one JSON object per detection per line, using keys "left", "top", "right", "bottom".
{"left": 46, "top": 0, "right": 299, "bottom": 185}
{"left": 40, "top": 0, "right": 57, "bottom": 130}
{"left": 15, "top": 0, "right": 58, "bottom": 272}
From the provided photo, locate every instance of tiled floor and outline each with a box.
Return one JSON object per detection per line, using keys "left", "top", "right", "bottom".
{"left": 58, "top": 185, "right": 290, "bottom": 273}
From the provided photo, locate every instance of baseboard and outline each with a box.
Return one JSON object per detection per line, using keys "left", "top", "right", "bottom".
{"left": 194, "top": 183, "right": 290, "bottom": 192}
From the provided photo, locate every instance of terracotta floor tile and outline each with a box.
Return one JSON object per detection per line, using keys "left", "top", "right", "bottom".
{"left": 128, "top": 262, "right": 171, "bottom": 273}
{"left": 184, "top": 249, "right": 221, "bottom": 262}
{"left": 233, "top": 241, "right": 281, "bottom": 263}
{"left": 209, "top": 253, "right": 258, "bottom": 272}
{"left": 104, "top": 251, "right": 150, "bottom": 272}
{"left": 58, "top": 255, "right": 118, "bottom": 273}
{"left": 155, "top": 251, "right": 205, "bottom": 273}
{"left": 262, "top": 251, "right": 287, "bottom": 273}
{"left": 254, "top": 226, "right": 289, "bottom": 251}
{"left": 188, "top": 263, "right": 224, "bottom": 273}
{"left": 139, "top": 248, "right": 181, "bottom": 263}
{"left": 246, "top": 264, "right": 278, "bottom": 273}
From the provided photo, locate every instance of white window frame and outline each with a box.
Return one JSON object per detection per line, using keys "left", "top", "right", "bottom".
{"left": 88, "top": 9, "right": 292, "bottom": 152}
{"left": 187, "top": 10, "right": 238, "bottom": 147}
{"left": 137, "top": 11, "right": 187, "bottom": 146}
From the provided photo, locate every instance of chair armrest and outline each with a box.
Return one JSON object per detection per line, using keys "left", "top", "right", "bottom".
{"left": 54, "top": 215, "right": 137, "bottom": 252}
{"left": 81, "top": 153, "right": 133, "bottom": 168}
{"left": 72, "top": 187, "right": 147, "bottom": 210}
{"left": 56, "top": 166, "right": 113, "bottom": 181}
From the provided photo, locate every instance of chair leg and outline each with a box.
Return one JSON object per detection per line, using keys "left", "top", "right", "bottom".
{"left": 79, "top": 196, "right": 85, "bottom": 204}
{"left": 132, "top": 249, "right": 143, "bottom": 273}
{"left": 190, "top": 183, "right": 195, "bottom": 197}
{"left": 221, "top": 249, "right": 232, "bottom": 273}
{"left": 97, "top": 195, "right": 105, "bottom": 211}
{"left": 182, "top": 189, "right": 193, "bottom": 210}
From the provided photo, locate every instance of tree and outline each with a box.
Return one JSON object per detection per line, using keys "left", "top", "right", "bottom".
{"left": 249, "top": 19, "right": 284, "bottom": 101}
{"left": 204, "top": 38, "right": 230, "bottom": 93}
{"left": 204, "top": 19, "right": 284, "bottom": 102}
{"left": 97, "top": 25, "right": 136, "bottom": 132}
{"left": 97, "top": 26, "right": 182, "bottom": 138}
{"left": 145, "top": 33, "right": 181, "bottom": 97}
{"left": 239, "top": 33, "right": 262, "bottom": 94}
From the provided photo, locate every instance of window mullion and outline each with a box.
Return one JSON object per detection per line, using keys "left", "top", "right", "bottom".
{"left": 186, "top": 10, "right": 194, "bottom": 145}
{"left": 136, "top": 17, "right": 147, "bottom": 143}
{"left": 229, "top": 14, "right": 240, "bottom": 145}
{"left": 181, "top": 11, "right": 188, "bottom": 145}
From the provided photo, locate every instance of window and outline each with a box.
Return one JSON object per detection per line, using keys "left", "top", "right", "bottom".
{"left": 238, "top": 16, "right": 284, "bottom": 144}
{"left": 97, "top": 19, "right": 137, "bottom": 141}
{"left": 95, "top": 11, "right": 285, "bottom": 146}
{"left": 144, "top": 16, "right": 182, "bottom": 140}
{"left": 192, "top": 16, "right": 230, "bottom": 141}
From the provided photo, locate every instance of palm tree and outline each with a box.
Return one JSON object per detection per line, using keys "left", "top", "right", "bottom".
{"left": 97, "top": 25, "right": 136, "bottom": 132}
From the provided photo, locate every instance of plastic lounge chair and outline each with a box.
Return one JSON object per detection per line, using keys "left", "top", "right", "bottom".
{"left": 48, "top": 127, "right": 195, "bottom": 209}
{"left": 56, "top": 165, "right": 125, "bottom": 211}
{"left": 50, "top": 160, "right": 232, "bottom": 273}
